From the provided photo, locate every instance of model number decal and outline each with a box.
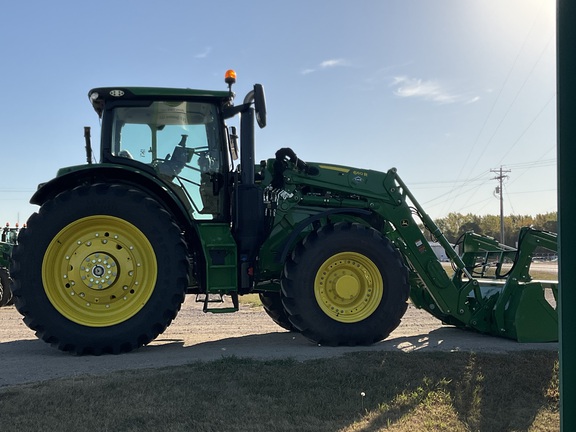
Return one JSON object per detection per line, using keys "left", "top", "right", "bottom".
{"left": 352, "top": 170, "right": 368, "bottom": 177}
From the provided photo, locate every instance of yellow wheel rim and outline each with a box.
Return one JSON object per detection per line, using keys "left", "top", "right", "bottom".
{"left": 314, "top": 252, "right": 383, "bottom": 323}
{"left": 42, "top": 215, "right": 157, "bottom": 327}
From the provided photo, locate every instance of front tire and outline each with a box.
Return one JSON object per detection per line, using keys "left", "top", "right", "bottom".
{"left": 11, "top": 184, "right": 189, "bottom": 355}
{"left": 281, "top": 222, "right": 409, "bottom": 346}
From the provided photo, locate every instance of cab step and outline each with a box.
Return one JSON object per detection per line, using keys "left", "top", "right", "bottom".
{"left": 196, "top": 292, "right": 239, "bottom": 313}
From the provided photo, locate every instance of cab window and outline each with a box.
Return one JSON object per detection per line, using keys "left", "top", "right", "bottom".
{"left": 110, "top": 101, "right": 222, "bottom": 219}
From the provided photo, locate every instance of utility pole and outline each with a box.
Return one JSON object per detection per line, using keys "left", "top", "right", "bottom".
{"left": 491, "top": 166, "right": 511, "bottom": 244}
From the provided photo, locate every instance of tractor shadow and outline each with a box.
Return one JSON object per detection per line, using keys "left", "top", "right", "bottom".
{"left": 147, "top": 325, "right": 558, "bottom": 359}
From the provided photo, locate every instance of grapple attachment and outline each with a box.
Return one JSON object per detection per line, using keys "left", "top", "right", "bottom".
{"left": 459, "top": 227, "right": 558, "bottom": 342}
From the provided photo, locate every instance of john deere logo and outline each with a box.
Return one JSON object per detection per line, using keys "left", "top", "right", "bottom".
{"left": 110, "top": 90, "right": 124, "bottom": 97}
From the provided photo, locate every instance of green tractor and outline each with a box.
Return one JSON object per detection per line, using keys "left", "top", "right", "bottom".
{"left": 0, "top": 223, "right": 20, "bottom": 307}
{"left": 11, "top": 71, "right": 558, "bottom": 354}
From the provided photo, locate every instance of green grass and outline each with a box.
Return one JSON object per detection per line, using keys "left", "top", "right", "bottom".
{"left": 526, "top": 268, "right": 558, "bottom": 281}
{"left": 237, "top": 293, "right": 263, "bottom": 308}
{"left": 0, "top": 351, "right": 558, "bottom": 432}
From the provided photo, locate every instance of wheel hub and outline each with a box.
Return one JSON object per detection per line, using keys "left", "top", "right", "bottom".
{"left": 314, "top": 252, "right": 384, "bottom": 323}
{"left": 80, "top": 253, "right": 119, "bottom": 290}
{"left": 334, "top": 274, "right": 360, "bottom": 299}
{"left": 42, "top": 215, "right": 157, "bottom": 327}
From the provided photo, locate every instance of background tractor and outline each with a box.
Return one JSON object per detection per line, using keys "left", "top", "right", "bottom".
{"left": 0, "top": 223, "right": 20, "bottom": 307}
{"left": 10, "top": 71, "right": 558, "bottom": 354}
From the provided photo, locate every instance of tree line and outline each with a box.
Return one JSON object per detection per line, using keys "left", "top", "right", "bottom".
{"left": 429, "top": 211, "right": 557, "bottom": 247}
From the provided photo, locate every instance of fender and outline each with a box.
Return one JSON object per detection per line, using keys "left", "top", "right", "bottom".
{"left": 276, "top": 208, "right": 373, "bottom": 263}
{"left": 30, "top": 163, "right": 193, "bottom": 230}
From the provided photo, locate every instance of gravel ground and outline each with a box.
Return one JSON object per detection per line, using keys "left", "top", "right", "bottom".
{"left": 0, "top": 293, "right": 558, "bottom": 388}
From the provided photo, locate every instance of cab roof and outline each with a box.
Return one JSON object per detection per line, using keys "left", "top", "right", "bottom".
{"left": 88, "top": 86, "right": 232, "bottom": 117}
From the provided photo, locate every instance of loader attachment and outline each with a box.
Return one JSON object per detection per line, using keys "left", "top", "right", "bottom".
{"left": 459, "top": 227, "right": 558, "bottom": 342}
{"left": 385, "top": 170, "right": 558, "bottom": 343}
{"left": 502, "top": 280, "right": 558, "bottom": 342}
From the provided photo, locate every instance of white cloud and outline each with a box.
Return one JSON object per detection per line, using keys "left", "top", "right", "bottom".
{"left": 195, "top": 47, "right": 212, "bottom": 59}
{"left": 391, "top": 76, "right": 479, "bottom": 105}
{"left": 465, "top": 96, "right": 480, "bottom": 104}
{"left": 301, "top": 58, "right": 348, "bottom": 75}
{"left": 320, "top": 58, "right": 346, "bottom": 68}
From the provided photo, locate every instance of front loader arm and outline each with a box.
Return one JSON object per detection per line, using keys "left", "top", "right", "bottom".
{"left": 376, "top": 169, "right": 480, "bottom": 326}
{"left": 264, "top": 156, "right": 479, "bottom": 327}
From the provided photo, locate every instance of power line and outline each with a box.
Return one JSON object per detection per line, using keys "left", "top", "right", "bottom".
{"left": 419, "top": 154, "right": 554, "bottom": 214}
{"left": 441, "top": 2, "right": 551, "bottom": 216}
{"left": 504, "top": 158, "right": 555, "bottom": 169}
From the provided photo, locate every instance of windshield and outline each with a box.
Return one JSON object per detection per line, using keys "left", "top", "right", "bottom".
{"left": 110, "top": 101, "right": 223, "bottom": 219}
{"left": 111, "top": 101, "right": 219, "bottom": 162}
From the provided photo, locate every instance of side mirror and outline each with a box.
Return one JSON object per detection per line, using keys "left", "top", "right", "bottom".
{"left": 228, "top": 126, "right": 239, "bottom": 161}
{"left": 253, "top": 84, "right": 267, "bottom": 128}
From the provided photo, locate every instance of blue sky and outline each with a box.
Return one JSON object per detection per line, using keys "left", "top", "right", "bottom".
{"left": 0, "top": 0, "right": 556, "bottom": 225}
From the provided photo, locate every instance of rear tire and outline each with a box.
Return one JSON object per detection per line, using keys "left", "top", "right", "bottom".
{"left": 281, "top": 222, "right": 409, "bottom": 346}
{"left": 259, "top": 291, "right": 298, "bottom": 332}
{"left": 11, "top": 183, "right": 189, "bottom": 355}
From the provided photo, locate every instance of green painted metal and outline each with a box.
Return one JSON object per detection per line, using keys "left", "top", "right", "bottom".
{"left": 557, "top": 1, "right": 576, "bottom": 429}
{"left": 459, "top": 229, "right": 558, "bottom": 342}
{"left": 89, "top": 86, "right": 230, "bottom": 101}
{"left": 196, "top": 222, "right": 238, "bottom": 294}
{"left": 195, "top": 223, "right": 239, "bottom": 313}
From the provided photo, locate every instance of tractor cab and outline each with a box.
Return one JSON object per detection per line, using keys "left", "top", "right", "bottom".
{"left": 88, "top": 87, "right": 233, "bottom": 220}
{"left": 86, "top": 71, "right": 266, "bottom": 225}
